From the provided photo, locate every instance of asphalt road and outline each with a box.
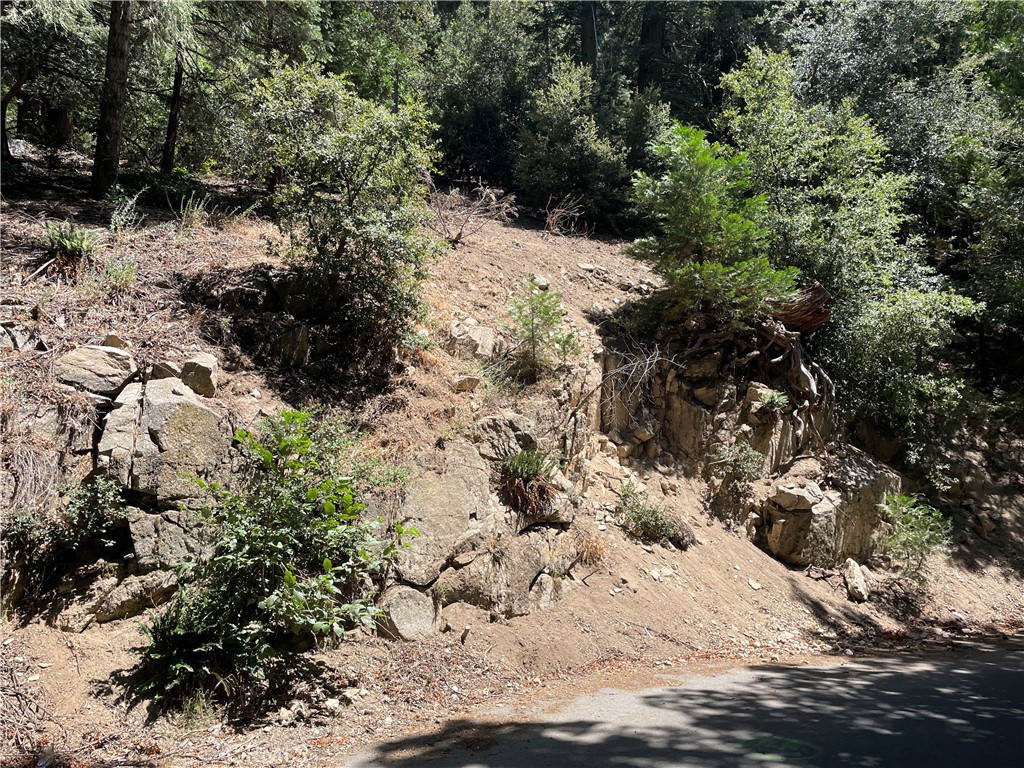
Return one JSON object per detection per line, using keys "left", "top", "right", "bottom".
{"left": 346, "top": 642, "right": 1024, "bottom": 768}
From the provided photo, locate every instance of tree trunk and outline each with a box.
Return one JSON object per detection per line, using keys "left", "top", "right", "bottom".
{"left": 44, "top": 103, "right": 73, "bottom": 147}
{"left": 91, "top": 0, "right": 132, "bottom": 197}
{"left": 637, "top": 2, "right": 667, "bottom": 91}
{"left": 1, "top": 74, "right": 29, "bottom": 163}
{"left": 580, "top": 1, "right": 597, "bottom": 75}
{"left": 159, "top": 52, "right": 184, "bottom": 173}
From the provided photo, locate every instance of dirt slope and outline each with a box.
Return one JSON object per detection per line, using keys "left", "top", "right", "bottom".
{"left": 1, "top": 184, "right": 1022, "bottom": 767}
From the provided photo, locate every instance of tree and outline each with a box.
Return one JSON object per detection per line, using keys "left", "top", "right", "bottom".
{"left": 91, "top": 0, "right": 133, "bottom": 195}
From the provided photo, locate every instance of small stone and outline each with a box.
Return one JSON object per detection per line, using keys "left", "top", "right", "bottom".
{"left": 532, "top": 274, "right": 551, "bottom": 290}
{"left": 324, "top": 698, "right": 342, "bottom": 715}
{"left": 101, "top": 334, "right": 128, "bottom": 348}
{"left": 650, "top": 569, "right": 661, "bottom": 582}
{"left": 452, "top": 375, "right": 481, "bottom": 393}
{"left": 747, "top": 579, "right": 763, "bottom": 591}
{"left": 577, "top": 263, "right": 597, "bottom": 272}
{"left": 180, "top": 352, "right": 219, "bottom": 397}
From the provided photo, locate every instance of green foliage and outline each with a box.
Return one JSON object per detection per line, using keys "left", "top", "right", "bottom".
{"left": 80, "top": 255, "right": 137, "bottom": 302}
{"left": 107, "top": 186, "right": 144, "bottom": 235}
{"left": 879, "top": 493, "right": 952, "bottom": 581}
{"left": 506, "top": 277, "right": 580, "bottom": 381}
{"left": 618, "top": 482, "right": 688, "bottom": 546}
{"left": 236, "top": 60, "right": 437, "bottom": 343}
{"left": 138, "top": 410, "right": 414, "bottom": 704}
{"left": 709, "top": 443, "right": 764, "bottom": 484}
{"left": 630, "top": 124, "right": 770, "bottom": 268}
{"left": 41, "top": 221, "right": 100, "bottom": 276}
{"left": 500, "top": 449, "right": 558, "bottom": 521}
{"left": 758, "top": 389, "right": 790, "bottom": 412}
{"left": 5, "top": 474, "right": 127, "bottom": 580}
{"left": 514, "top": 57, "right": 629, "bottom": 220}
{"left": 664, "top": 258, "right": 800, "bottom": 329}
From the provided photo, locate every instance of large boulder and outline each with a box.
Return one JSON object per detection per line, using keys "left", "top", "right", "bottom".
{"left": 377, "top": 586, "right": 438, "bottom": 641}
{"left": 395, "top": 440, "right": 502, "bottom": 587}
{"left": 471, "top": 412, "right": 538, "bottom": 462}
{"left": 127, "top": 508, "right": 206, "bottom": 572}
{"left": 55, "top": 345, "right": 137, "bottom": 397}
{"left": 132, "top": 378, "right": 226, "bottom": 502}
{"left": 446, "top": 319, "right": 497, "bottom": 362}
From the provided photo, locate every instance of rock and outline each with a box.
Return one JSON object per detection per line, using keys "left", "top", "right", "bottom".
{"left": 55, "top": 345, "right": 137, "bottom": 396}
{"left": 93, "top": 570, "right": 179, "bottom": 622}
{"left": 974, "top": 512, "right": 997, "bottom": 538}
{"left": 101, "top": 334, "right": 128, "bottom": 349}
{"left": 377, "top": 586, "right": 438, "bottom": 641}
{"left": 765, "top": 491, "right": 841, "bottom": 566}
{"left": 396, "top": 440, "right": 500, "bottom": 586}
{"left": 532, "top": 274, "right": 551, "bottom": 291}
{"left": 840, "top": 558, "right": 870, "bottom": 602}
{"left": 693, "top": 386, "right": 719, "bottom": 408}
{"left": 129, "top": 378, "right": 226, "bottom": 503}
{"left": 471, "top": 412, "right": 538, "bottom": 461}
{"left": 771, "top": 481, "right": 825, "bottom": 511}
{"left": 452, "top": 375, "right": 481, "bottom": 393}
{"left": 97, "top": 383, "right": 143, "bottom": 486}
{"left": 150, "top": 360, "right": 182, "bottom": 380}
{"left": 180, "top": 352, "right": 218, "bottom": 397}
{"left": 270, "top": 323, "right": 311, "bottom": 368}
{"left": 577, "top": 263, "right": 597, "bottom": 272}
{"left": 446, "top": 320, "right": 497, "bottom": 362}
{"left": 127, "top": 508, "right": 206, "bottom": 572}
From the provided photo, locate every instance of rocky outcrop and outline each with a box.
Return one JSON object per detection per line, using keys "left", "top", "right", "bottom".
{"left": 446, "top": 318, "right": 497, "bottom": 362}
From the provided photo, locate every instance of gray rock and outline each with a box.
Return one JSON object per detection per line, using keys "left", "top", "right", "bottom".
{"left": 150, "top": 360, "right": 182, "bottom": 380}
{"left": 771, "top": 481, "right": 825, "bottom": 511}
{"left": 681, "top": 352, "right": 722, "bottom": 382}
{"left": 97, "top": 383, "right": 143, "bottom": 486}
{"left": 840, "top": 558, "right": 870, "bottom": 602}
{"left": 131, "top": 378, "right": 226, "bottom": 503}
{"left": 765, "top": 491, "right": 841, "bottom": 566}
{"left": 471, "top": 412, "right": 538, "bottom": 461}
{"left": 127, "top": 508, "right": 206, "bottom": 572}
{"left": 92, "top": 570, "right": 179, "bottom": 623}
{"left": 180, "top": 352, "right": 218, "bottom": 397}
{"left": 55, "top": 345, "right": 137, "bottom": 396}
{"left": 377, "top": 586, "right": 438, "bottom": 641}
{"left": 396, "top": 440, "right": 499, "bottom": 586}
{"left": 446, "top": 320, "right": 497, "bottom": 362}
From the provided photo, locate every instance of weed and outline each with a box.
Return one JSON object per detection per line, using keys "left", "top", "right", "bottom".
{"left": 108, "top": 186, "right": 145, "bottom": 235}
{"left": 709, "top": 443, "right": 763, "bottom": 483}
{"left": 618, "top": 482, "right": 694, "bottom": 548}
{"left": 758, "top": 389, "right": 790, "bottom": 412}
{"left": 177, "top": 192, "right": 210, "bottom": 231}
{"left": 42, "top": 220, "right": 100, "bottom": 277}
{"left": 500, "top": 449, "right": 559, "bottom": 520}
{"left": 576, "top": 528, "right": 606, "bottom": 566}
{"left": 879, "top": 493, "right": 951, "bottom": 582}
{"left": 80, "top": 255, "right": 137, "bottom": 301}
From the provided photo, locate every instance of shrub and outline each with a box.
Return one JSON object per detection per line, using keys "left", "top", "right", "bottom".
{"left": 506, "top": 277, "right": 580, "bottom": 381}
{"left": 42, "top": 220, "right": 100, "bottom": 277}
{"left": 81, "top": 255, "right": 137, "bottom": 301}
{"left": 709, "top": 443, "right": 764, "bottom": 484}
{"left": 500, "top": 449, "right": 558, "bottom": 520}
{"left": 138, "top": 410, "right": 415, "bottom": 705}
{"left": 108, "top": 186, "right": 144, "bottom": 235}
{"left": 618, "top": 482, "right": 693, "bottom": 548}
{"left": 879, "top": 492, "right": 952, "bottom": 581}
{"left": 664, "top": 258, "right": 800, "bottom": 328}
{"left": 514, "top": 57, "right": 629, "bottom": 220}
{"left": 235, "top": 61, "right": 437, "bottom": 346}
{"left": 759, "top": 389, "right": 790, "bottom": 412}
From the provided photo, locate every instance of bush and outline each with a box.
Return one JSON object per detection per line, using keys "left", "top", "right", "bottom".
{"left": 42, "top": 220, "right": 100, "bottom": 277}
{"left": 709, "top": 443, "right": 765, "bottom": 483}
{"left": 235, "top": 61, "right": 438, "bottom": 346}
{"left": 514, "top": 58, "right": 629, "bottom": 220}
{"left": 618, "top": 482, "right": 693, "bottom": 548}
{"left": 138, "top": 411, "right": 415, "bottom": 705}
{"left": 500, "top": 449, "right": 558, "bottom": 520}
{"left": 879, "top": 492, "right": 952, "bottom": 581}
{"left": 506, "top": 277, "right": 580, "bottom": 381}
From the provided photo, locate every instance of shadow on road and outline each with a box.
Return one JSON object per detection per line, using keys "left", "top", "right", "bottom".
{"left": 354, "top": 643, "right": 1024, "bottom": 767}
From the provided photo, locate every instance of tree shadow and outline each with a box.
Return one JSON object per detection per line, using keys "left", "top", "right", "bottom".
{"left": 355, "top": 641, "right": 1024, "bottom": 767}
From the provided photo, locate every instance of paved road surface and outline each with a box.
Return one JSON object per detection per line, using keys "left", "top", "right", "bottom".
{"left": 346, "top": 642, "right": 1024, "bottom": 767}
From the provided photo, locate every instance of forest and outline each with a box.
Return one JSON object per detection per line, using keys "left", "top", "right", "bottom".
{"left": 5, "top": 0, "right": 1022, "bottom": 484}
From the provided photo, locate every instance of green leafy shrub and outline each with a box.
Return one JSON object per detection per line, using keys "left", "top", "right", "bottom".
{"left": 138, "top": 410, "right": 415, "bottom": 705}
{"left": 709, "top": 443, "right": 764, "bottom": 484}
{"left": 664, "top": 258, "right": 800, "bottom": 328}
{"left": 235, "top": 61, "right": 438, "bottom": 347}
{"left": 514, "top": 57, "right": 629, "bottom": 220}
{"left": 879, "top": 492, "right": 952, "bottom": 581}
{"left": 506, "top": 277, "right": 580, "bottom": 381}
{"left": 618, "top": 482, "right": 694, "bottom": 548}
{"left": 4, "top": 474, "right": 127, "bottom": 587}
{"left": 500, "top": 449, "right": 558, "bottom": 520}
{"left": 759, "top": 389, "right": 790, "bottom": 412}
{"left": 42, "top": 221, "right": 100, "bottom": 277}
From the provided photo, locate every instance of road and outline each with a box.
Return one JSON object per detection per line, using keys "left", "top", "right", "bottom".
{"left": 345, "top": 642, "right": 1024, "bottom": 768}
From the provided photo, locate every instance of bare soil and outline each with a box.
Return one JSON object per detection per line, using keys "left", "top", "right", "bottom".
{"left": 1, "top": 166, "right": 1022, "bottom": 767}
